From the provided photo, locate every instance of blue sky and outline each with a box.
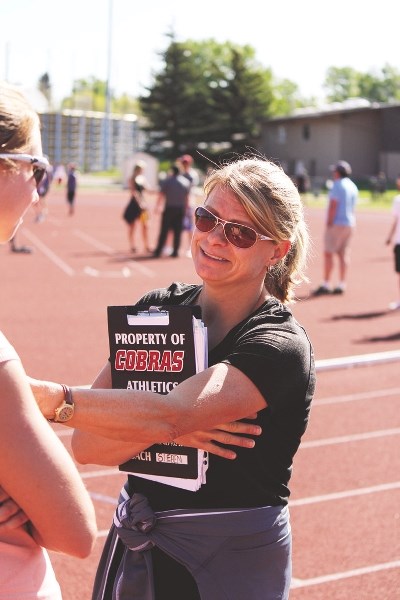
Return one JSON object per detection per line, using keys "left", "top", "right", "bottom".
{"left": 1, "top": 0, "right": 397, "bottom": 106}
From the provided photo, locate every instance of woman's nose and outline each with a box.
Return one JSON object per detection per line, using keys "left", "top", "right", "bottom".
{"left": 208, "top": 221, "right": 227, "bottom": 243}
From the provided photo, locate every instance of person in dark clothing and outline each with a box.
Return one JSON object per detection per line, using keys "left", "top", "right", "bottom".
{"left": 153, "top": 166, "right": 191, "bottom": 258}
{"left": 66, "top": 163, "right": 77, "bottom": 215}
{"left": 30, "top": 157, "right": 315, "bottom": 600}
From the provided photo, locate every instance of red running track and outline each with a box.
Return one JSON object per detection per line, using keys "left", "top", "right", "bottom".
{"left": 1, "top": 186, "right": 399, "bottom": 599}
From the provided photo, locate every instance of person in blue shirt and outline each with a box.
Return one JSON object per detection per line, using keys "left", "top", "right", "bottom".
{"left": 313, "top": 160, "right": 358, "bottom": 295}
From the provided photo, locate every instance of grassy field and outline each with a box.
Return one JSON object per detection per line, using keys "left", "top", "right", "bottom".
{"left": 303, "top": 189, "right": 396, "bottom": 211}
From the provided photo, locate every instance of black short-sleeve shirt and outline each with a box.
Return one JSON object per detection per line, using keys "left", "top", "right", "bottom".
{"left": 127, "top": 282, "right": 315, "bottom": 510}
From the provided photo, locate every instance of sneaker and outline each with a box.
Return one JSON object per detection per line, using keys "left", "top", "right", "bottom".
{"left": 332, "top": 287, "right": 345, "bottom": 295}
{"left": 313, "top": 285, "right": 331, "bottom": 296}
{"left": 11, "top": 246, "right": 32, "bottom": 254}
{"left": 388, "top": 301, "right": 400, "bottom": 310}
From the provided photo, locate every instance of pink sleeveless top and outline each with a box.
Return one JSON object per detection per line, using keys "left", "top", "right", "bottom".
{"left": 0, "top": 331, "right": 61, "bottom": 599}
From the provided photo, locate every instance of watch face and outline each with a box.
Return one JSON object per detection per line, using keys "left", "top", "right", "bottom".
{"left": 56, "top": 404, "right": 74, "bottom": 422}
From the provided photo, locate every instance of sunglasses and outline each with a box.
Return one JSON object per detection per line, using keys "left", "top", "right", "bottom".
{"left": 194, "top": 205, "right": 274, "bottom": 249}
{"left": 0, "top": 153, "right": 49, "bottom": 186}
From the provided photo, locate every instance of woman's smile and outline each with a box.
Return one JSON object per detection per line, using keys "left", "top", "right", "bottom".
{"left": 200, "top": 247, "right": 228, "bottom": 262}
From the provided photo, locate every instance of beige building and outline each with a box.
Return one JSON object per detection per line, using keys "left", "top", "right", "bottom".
{"left": 260, "top": 100, "right": 400, "bottom": 186}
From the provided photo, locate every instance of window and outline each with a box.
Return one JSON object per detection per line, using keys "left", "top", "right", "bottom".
{"left": 302, "top": 124, "right": 310, "bottom": 140}
{"left": 277, "top": 126, "right": 286, "bottom": 144}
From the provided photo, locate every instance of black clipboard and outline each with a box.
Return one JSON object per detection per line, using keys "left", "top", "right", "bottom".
{"left": 107, "top": 304, "right": 208, "bottom": 489}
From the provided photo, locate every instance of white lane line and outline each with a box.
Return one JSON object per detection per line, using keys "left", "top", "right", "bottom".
{"left": 301, "top": 427, "right": 400, "bottom": 448}
{"left": 290, "top": 481, "right": 400, "bottom": 506}
{"left": 90, "top": 491, "right": 118, "bottom": 504}
{"left": 314, "top": 387, "right": 400, "bottom": 406}
{"left": 74, "top": 229, "right": 155, "bottom": 278}
{"left": 80, "top": 468, "right": 121, "bottom": 479}
{"left": 291, "top": 560, "right": 400, "bottom": 588}
{"left": 73, "top": 230, "right": 115, "bottom": 254}
{"left": 316, "top": 350, "right": 400, "bottom": 371}
{"left": 97, "top": 529, "right": 113, "bottom": 538}
{"left": 83, "top": 266, "right": 132, "bottom": 278}
{"left": 22, "top": 229, "right": 75, "bottom": 276}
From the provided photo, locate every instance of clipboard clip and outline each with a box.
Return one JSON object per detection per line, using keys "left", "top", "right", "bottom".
{"left": 127, "top": 306, "right": 170, "bottom": 326}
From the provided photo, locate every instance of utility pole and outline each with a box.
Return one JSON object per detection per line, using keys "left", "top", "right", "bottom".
{"left": 102, "top": 0, "right": 113, "bottom": 171}
{"left": 4, "top": 41, "right": 10, "bottom": 81}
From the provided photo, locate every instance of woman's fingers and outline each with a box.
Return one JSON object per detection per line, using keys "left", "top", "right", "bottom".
{"left": 214, "top": 421, "right": 262, "bottom": 436}
{"left": 0, "top": 498, "right": 29, "bottom": 530}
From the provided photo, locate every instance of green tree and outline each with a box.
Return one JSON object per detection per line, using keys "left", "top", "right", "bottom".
{"left": 270, "top": 78, "right": 317, "bottom": 115}
{"left": 139, "top": 35, "right": 212, "bottom": 159}
{"left": 323, "top": 66, "right": 361, "bottom": 102}
{"left": 139, "top": 36, "right": 303, "bottom": 162}
{"left": 61, "top": 77, "right": 138, "bottom": 113}
{"left": 323, "top": 64, "right": 400, "bottom": 103}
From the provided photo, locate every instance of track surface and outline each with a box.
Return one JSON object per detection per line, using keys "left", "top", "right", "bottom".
{"left": 1, "top": 186, "right": 399, "bottom": 599}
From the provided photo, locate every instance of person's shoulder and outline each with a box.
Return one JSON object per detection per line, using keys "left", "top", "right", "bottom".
{"left": 349, "top": 178, "right": 358, "bottom": 192}
{"left": 235, "top": 298, "right": 292, "bottom": 335}
{"left": 392, "top": 194, "right": 400, "bottom": 211}
{"left": 0, "top": 331, "right": 19, "bottom": 363}
{"left": 136, "top": 282, "right": 199, "bottom": 305}
{"left": 135, "top": 174, "right": 145, "bottom": 186}
{"left": 177, "top": 175, "right": 191, "bottom": 189}
{"left": 255, "top": 297, "right": 293, "bottom": 323}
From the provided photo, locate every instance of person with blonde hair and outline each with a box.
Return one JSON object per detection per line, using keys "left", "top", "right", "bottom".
{"left": 0, "top": 82, "right": 97, "bottom": 599}
{"left": 123, "top": 160, "right": 156, "bottom": 253}
{"left": 31, "top": 156, "right": 315, "bottom": 599}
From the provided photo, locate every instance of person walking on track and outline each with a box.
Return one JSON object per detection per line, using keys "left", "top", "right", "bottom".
{"left": 153, "top": 165, "right": 191, "bottom": 258}
{"left": 313, "top": 160, "right": 358, "bottom": 296}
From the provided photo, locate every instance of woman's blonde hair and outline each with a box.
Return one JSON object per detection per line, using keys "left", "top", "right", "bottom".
{"left": 203, "top": 156, "right": 310, "bottom": 304}
{"left": 0, "top": 82, "right": 39, "bottom": 164}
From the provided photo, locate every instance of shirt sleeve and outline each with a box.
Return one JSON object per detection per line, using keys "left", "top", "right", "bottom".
{"left": 220, "top": 322, "right": 313, "bottom": 412}
{"left": 0, "top": 331, "right": 20, "bottom": 364}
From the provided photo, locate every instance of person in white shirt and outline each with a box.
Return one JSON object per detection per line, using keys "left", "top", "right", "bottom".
{"left": 385, "top": 176, "right": 400, "bottom": 309}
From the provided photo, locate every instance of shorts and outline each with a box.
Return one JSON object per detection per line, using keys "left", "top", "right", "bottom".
{"left": 394, "top": 244, "right": 400, "bottom": 273}
{"left": 123, "top": 197, "right": 142, "bottom": 224}
{"left": 139, "top": 209, "right": 149, "bottom": 224}
{"left": 324, "top": 224, "right": 353, "bottom": 254}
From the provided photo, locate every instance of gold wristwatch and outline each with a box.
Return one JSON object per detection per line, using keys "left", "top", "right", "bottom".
{"left": 51, "top": 384, "right": 75, "bottom": 423}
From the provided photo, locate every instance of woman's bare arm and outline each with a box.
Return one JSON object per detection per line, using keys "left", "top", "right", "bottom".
{"left": 32, "top": 360, "right": 267, "bottom": 458}
{"left": 0, "top": 360, "right": 97, "bottom": 557}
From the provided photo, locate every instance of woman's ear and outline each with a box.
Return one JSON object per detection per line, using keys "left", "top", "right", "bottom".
{"left": 269, "top": 240, "right": 291, "bottom": 265}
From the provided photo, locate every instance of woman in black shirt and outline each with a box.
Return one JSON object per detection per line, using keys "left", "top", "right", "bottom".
{"left": 31, "top": 157, "right": 315, "bottom": 599}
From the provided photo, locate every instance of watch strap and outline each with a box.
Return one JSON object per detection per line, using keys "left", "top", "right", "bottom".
{"left": 50, "top": 384, "right": 75, "bottom": 423}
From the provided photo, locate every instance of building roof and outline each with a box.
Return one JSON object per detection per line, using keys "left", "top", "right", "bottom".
{"left": 268, "top": 99, "right": 400, "bottom": 123}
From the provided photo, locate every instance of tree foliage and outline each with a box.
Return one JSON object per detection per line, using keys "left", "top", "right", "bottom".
{"left": 60, "top": 76, "right": 139, "bottom": 113}
{"left": 139, "top": 35, "right": 304, "bottom": 162}
{"left": 54, "top": 38, "right": 400, "bottom": 168}
{"left": 323, "top": 64, "right": 400, "bottom": 103}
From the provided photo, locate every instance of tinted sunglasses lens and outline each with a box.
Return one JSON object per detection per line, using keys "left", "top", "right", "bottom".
{"left": 225, "top": 223, "right": 257, "bottom": 248}
{"left": 33, "top": 167, "right": 45, "bottom": 186}
{"left": 195, "top": 207, "right": 217, "bottom": 232}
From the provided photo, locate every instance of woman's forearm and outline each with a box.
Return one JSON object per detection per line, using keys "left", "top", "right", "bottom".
{"left": 31, "top": 363, "right": 266, "bottom": 445}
